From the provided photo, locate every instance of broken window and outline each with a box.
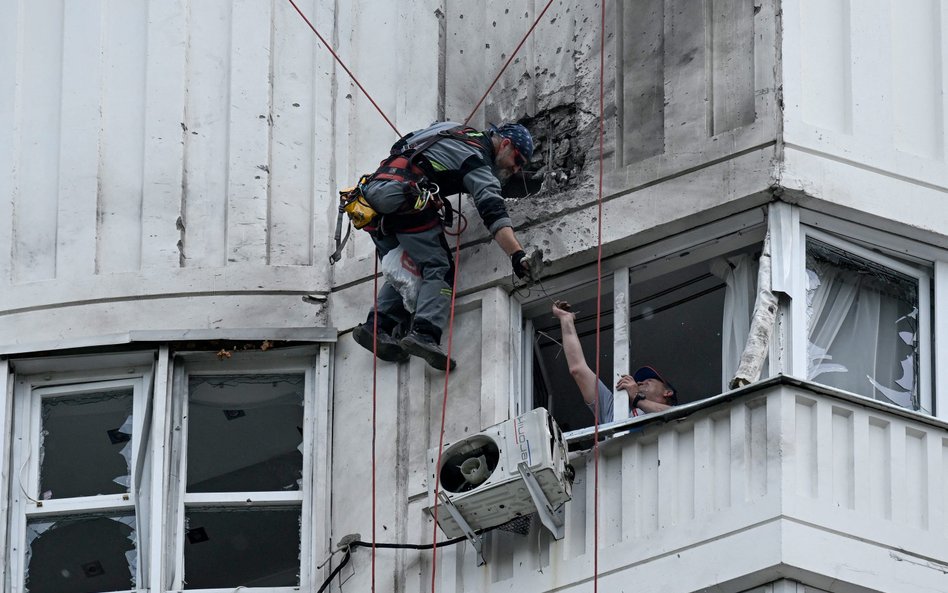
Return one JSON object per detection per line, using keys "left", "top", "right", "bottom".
{"left": 39, "top": 389, "right": 134, "bottom": 499}
{"left": 523, "top": 233, "right": 764, "bottom": 434}
{"left": 12, "top": 376, "right": 146, "bottom": 593}
{"left": 806, "top": 237, "right": 928, "bottom": 410}
{"left": 628, "top": 244, "right": 762, "bottom": 404}
{"left": 25, "top": 513, "right": 136, "bottom": 593}
{"left": 180, "top": 372, "right": 306, "bottom": 589}
{"left": 186, "top": 374, "right": 304, "bottom": 493}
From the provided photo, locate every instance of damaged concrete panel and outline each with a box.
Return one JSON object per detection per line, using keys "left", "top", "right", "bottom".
{"left": 443, "top": 1, "right": 577, "bottom": 125}
{"left": 618, "top": 0, "right": 666, "bottom": 165}
{"left": 531, "top": 2, "right": 578, "bottom": 111}
{"left": 443, "top": 1, "right": 501, "bottom": 124}
{"left": 710, "top": 0, "right": 757, "bottom": 134}
{"left": 603, "top": 0, "right": 777, "bottom": 197}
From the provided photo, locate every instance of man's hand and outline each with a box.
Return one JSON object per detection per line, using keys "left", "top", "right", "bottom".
{"left": 551, "top": 301, "right": 575, "bottom": 321}
{"left": 511, "top": 250, "right": 530, "bottom": 279}
{"left": 616, "top": 374, "right": 637, "bottom": 394}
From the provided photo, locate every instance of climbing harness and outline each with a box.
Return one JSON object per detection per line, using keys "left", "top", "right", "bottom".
{"left": 329, "top": 126, "right": 485, "bottom": 264}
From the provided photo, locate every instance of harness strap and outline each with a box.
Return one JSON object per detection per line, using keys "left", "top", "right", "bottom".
{"left": 329, "top": 206, "right": 353, "bottom": 264}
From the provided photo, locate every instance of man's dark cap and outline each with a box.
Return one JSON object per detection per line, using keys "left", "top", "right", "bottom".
{"left": 633, "top": 366, "right": 678, "bottom": 401}
{"left": 490, "top": 123, "right": 534, "bottom": 161}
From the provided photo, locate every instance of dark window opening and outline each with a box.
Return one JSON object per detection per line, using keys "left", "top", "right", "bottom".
{"left": 187, "top": 374, "right": 304, "bottom": 493}
{"left": 628, "top": 267, "right": 726, "bottom": 405}
{"left": 183, "top": 507, "right": 301, "bottom": 589}
{"left": 40, "top": 389, "right": 134, "bottom": 500}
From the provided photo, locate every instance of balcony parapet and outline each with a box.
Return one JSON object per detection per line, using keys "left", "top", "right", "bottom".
{"left": 432, "top": 376, "right": 948, "bottom": 593}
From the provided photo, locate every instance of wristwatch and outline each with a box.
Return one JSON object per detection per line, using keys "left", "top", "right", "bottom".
{"left": 631, "top": 394, "right": 645, "bottom": 408}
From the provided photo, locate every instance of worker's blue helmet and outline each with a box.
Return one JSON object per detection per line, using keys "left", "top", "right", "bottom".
{"left": 491, "top": 123, "right": 534, "bottom": 162}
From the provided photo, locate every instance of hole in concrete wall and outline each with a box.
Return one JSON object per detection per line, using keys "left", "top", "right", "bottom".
{"left": 502, "top": 103, "right": 586, "bottom": 199}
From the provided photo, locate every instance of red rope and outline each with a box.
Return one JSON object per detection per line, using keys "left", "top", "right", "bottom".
{"left": 593, "top": 0, "right": 607, "bottom": 591}
{"left": 372, "top": 257, "right": 379, "bottom": 593}
{"left": 430, "top": 200, "right": 463, "bottom": 593}
{"left": 462, "top": 0, "right": 557, "bottom": 126}
{"left": 285, "top": 0, "right": 401, "bottom": 137}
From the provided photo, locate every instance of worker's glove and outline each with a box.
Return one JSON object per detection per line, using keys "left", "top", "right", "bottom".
{"left": 511, "top": 250, "right": 529, "bottom": 279}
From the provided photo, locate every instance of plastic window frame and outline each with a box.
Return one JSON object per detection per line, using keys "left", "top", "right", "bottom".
{"left": 789, "top": 223, "right": 934, "bottom": 415}
{"left": 170, "top": 349, "right": 319, "bottom": 593}
{"left": 514, "top": 209, "right": 768, "bottom": 434}
{"left": 9, "top": 366, "right": 151, "bottom": 593}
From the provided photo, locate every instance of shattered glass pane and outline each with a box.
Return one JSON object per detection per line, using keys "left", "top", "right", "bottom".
{"left": 187, "top": 374, "right": 304, "bottom": 492}
{"left": 40, "top": 390, "right": 133, "bottom": 499}
{"left": 25, "top": 513, "right": 136, "bottom": 593}
{"left": 183, "top": 507, "right": 301, "bottom": 589}
{"left": 806, "top": 239, "right": 920, "bottom": 410}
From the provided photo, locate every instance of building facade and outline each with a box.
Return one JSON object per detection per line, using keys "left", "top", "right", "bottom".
{"left": 1, "top": 1, "right": 947, "bottom": 592}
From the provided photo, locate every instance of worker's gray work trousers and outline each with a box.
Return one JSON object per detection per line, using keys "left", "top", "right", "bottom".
{"left": 361, "top": 177, "right": 454, "bottom": 342}
{"left": 368, "top": 223, "right": 454, "bottom": 344}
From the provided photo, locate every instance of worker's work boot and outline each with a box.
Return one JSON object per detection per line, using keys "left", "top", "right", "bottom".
{"left": 399, "top": 331, "right": 457, "bottom": 372}
{"left": 352, "top": 323, "right": 410, "bottom": 363}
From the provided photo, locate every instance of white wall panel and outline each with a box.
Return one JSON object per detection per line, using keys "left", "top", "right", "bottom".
{"left": 892, "top": 0, "right": 944, "bottom": 159}
{"left": 13, "top": 0, "right": 63, "bottom": 284}
{"left": 783, "top": 0, "right": 948, "bottom": 190}
{"left": 97, "top": 0, "right": 148, "bottom": 274}
{"left": 57, "top": 0, "right": 103, "bottom": 280}
{"left": 141, "top": 0, "right": 188, "bottom": 270}
{"left": 0, "top": 0, "right": 21, "bottom": 287}
{"left": 798, "top": 0, "right": 852, "bottom": 133}
{"left": 226, "top": 0, "right": 272, "bottom": 265}
{"left": 182, "top": 0, "right": 232, "bottom": 269}
{"left": 270, "top": 0, "right": 318, "bottom": 267}
{"left": 0, "top": 0, "right": 350, "bottom": 340}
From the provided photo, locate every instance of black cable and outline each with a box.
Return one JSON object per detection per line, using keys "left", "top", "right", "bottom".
{"left": 350, "top": 534, "right": 464, "bottom": 550}
{"left": 315, "top": 527, "right": 498, "bottom": 592}
{"left": 316, "top": 548, "right": 351, "bottom": 593}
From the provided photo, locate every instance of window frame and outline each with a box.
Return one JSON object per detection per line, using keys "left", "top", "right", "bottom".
{"left": 515, "top": 209, "right": 768, "bottom": 433}
{"left": 4, "top": 343, "right": 333, "bottom": 593}
{"left": 169, "top": 348, "right": 320, "bottom": 593}
{"left": 790, "top": 224, "right": 934, "bottom": 414}
{"left": 8, "top": 359, "right": 154, "bottom": 593}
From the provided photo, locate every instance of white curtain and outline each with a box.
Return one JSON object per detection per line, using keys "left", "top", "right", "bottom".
{"left": 712, "top": 253, "right": 761, "bottom": 392}
{"left": 805, "top": 245, "right": 917, "bottom": 409}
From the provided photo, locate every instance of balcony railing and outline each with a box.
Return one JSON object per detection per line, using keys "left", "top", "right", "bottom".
{"left": 417, "top": 376, "right": 948, "bottom": 593}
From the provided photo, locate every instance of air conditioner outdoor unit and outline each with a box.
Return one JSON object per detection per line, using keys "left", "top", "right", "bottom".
{"left": 424, "top": 408, "right": 573, "bottom": 550}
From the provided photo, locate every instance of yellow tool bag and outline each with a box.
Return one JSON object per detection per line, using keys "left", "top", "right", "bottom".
{"left": 330, "top": 177, "right": 377, "bottom": 264}
{"left": 339, "top": 183, "right": 377, "bottom": 230}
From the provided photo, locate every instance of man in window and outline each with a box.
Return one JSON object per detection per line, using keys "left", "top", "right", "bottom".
{"left": 551, "top": 302, "right": 678, "bottom": 422}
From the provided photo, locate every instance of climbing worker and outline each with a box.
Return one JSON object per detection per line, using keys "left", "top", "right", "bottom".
{"left": 551, "top": 301, "right": 678, "bottom": 422}
{"left": 350, "top": 121, "right": 536, "bottom": 371}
